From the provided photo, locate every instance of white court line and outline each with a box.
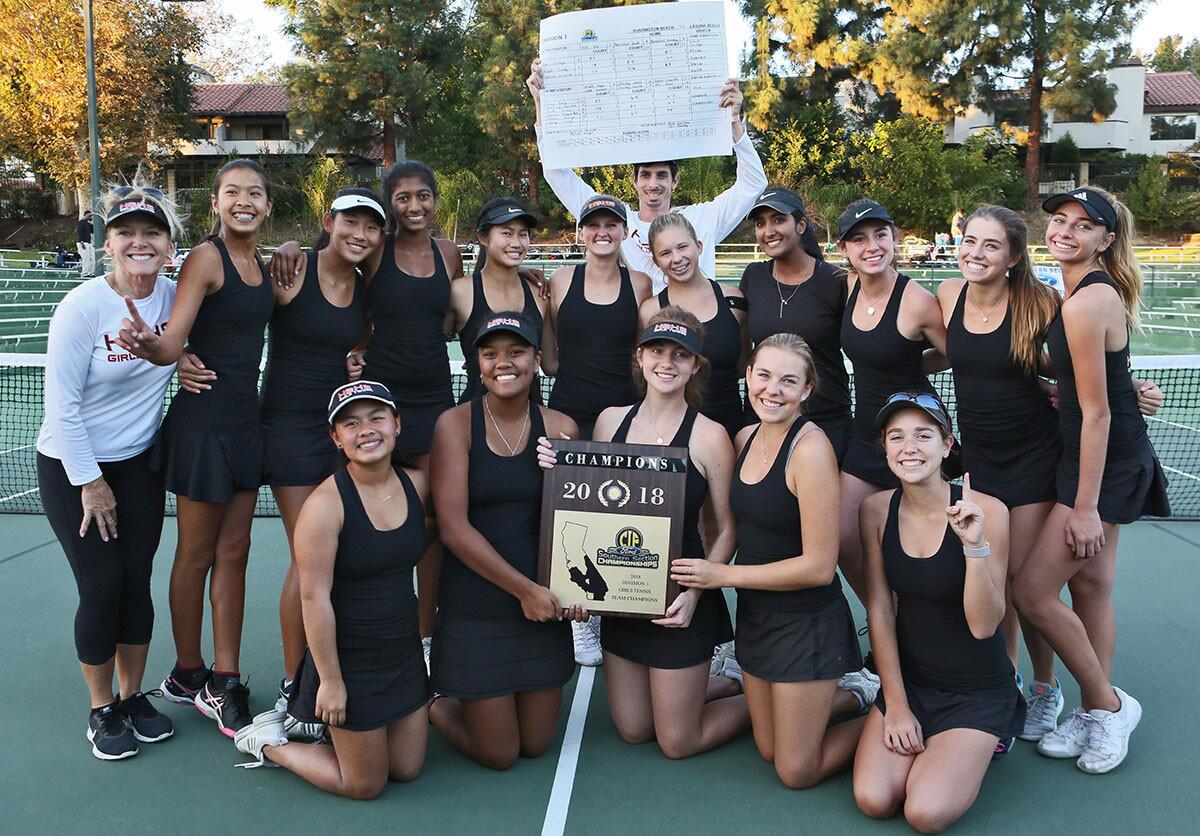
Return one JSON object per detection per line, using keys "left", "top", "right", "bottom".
{"left": 0, "top": 443, "right": 34, "bottom": 456}
{"left": 541, "top": 665, "right": 596, "bottom": 836}
{"left": 1163, "top": 464, "right": 1200, "bottom": 483}
{"left": 0, "top": 486, "right": 38, "bottom": 503}
{"left": 1146, "top": 416, "right": 1200, "bottom": 435}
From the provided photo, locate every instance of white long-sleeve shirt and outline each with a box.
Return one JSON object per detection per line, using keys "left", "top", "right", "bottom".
{"left": 538, "top": 127, "right": 768, "bottom": 292}
{"left": 37, "top": 275, "right": 176, "bottom": 485}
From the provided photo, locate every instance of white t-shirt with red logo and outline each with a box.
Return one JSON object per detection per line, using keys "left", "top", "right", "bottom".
{"left": 37, "top": 275, "right": 176, "bottom": 485}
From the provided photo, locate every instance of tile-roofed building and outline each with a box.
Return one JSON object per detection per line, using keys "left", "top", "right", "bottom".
{"left": 949, "top": 60, "right": 1200, "bottom": 187}
{"left": 191, "top": 83, "right": 290, "bottom": 116}
{"left": 1144, "top": 71, "right": 1200, "bottom": 110}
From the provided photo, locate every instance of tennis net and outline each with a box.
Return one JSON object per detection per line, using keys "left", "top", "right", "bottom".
{"left": 3, "top": 353, "right": 1198, "bottom": 519}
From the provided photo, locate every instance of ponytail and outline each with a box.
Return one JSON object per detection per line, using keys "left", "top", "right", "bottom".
{"left": 1093, "top": 188, "right": 1143, "bottom": 331}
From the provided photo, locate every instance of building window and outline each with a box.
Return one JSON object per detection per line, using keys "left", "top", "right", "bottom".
{"left": 1151, "top": 115, "right": 1197, "bottom": 141}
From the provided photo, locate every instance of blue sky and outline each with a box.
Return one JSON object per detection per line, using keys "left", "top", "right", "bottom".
{"left": 236, "top": 0, "right": 1200, "bottom": 78}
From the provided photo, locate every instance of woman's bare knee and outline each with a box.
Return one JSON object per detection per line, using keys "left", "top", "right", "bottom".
{"left": 904, "top": 797, "right": 959, "bottom": 834}
{"left": 614, "top": 719, "right": 655, "bottom": 746}
{"left": 855, "top": 784, "right": 902, "bottom": 820}
{"left": 656, "top": 733, "right": 699, "bottom": 760}
{"left": 475, "top": 742, "right": 520, "bottom": 771}
{"left": 389, "top": 759, "right": 423, "bottom": 783}
{"left": 775, "top": 760, "right": 822, "bottom": 790}
{"left": 344, "top": 777, "right": 387, "bottom": 801}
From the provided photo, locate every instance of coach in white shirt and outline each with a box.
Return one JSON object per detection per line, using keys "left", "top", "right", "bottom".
{"left": 37, "top": 185, "right": 182, "bottom": 761}
{"left": 527, "top": 58, "right": 767, "bottom": 292}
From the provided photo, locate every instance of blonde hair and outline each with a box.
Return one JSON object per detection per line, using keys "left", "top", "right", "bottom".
{"left": 633, "top": 305, "right": 710, "bottom": 408}
{"left": 1091, "top": 186, "right": 1143, "bottom": 330}
{"left": 647, "top": 212, "right": 699, "bottom": 253}
{"left": 962, "top": 205, "right": 1060, "bottom": 374}
{"left": 748, "top": 333, "right": 820, "bottom": 405}
{"left": 101, "top": 176, "right": 184, "bottom": 242}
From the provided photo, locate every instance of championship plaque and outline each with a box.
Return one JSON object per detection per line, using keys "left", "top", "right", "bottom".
{"left": 538, "top": 440, "right": 687, "bottom": 618}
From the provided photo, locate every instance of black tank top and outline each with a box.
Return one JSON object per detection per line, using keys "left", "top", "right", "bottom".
{"left": 657, "top": 280, "right": 742, "bottom": 429}
{"left": 459, "top": 271, "right": 543, "bottom": 403}
{"left": 883, "top": 484, "right": 1013, "bottom": 691}
{"left": 439, "top": 398, "right": 548, "bottom": 617}
{"left": 364, "top": 235, "right": 453, "bottom": 406}
{"left": 946, "top": 285, "right": 1058, "bottom": 452}
{"left": 173, "top": 236, "right": 275, "bottom": 429}
{"left": 331, "top": 465, "right": 424, "bottom": 647}
{"left": 261, "top": 250, "right": 366, "bottom": 429}
{"left": 840, "top": 274, "right": 934, "bottom": 432}
{"left": 548, "top": 263, "right": 639, "bottom": 419}
{"left": 731, "top": 417, "right": 842, "bottom": 612}
{"left": 740, "top": 260, "right": 851, "bottom": 423}
{"left": 611, "top": 401, "right": 705, "bottom": 557}
{"left": 1046, "top": 271, "right": 1147, "bottom": 463}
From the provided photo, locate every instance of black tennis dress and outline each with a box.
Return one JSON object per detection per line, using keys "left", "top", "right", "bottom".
{"left": 429, "top": 399, "right": 573, "bottom": 698}
{"left": 730, "top": 417, "right": 861, "bottom": 682}
{"left": 548, "top": 263, "right": 640, "bottom": 439}
{"left": 364, "top": 235, "right": 455, "bottom": 456}
{"left": 656, "top": 280, "right": 743, "bottom": 438}
{"left": 599, "top": 402, "right": 733, "bottom": 669}
{"left": 739, "top": 260, "right": 852, "bottom": 461}
{"left": 873, "top": 485, "right": 1025, "bottom": 739}
{"left": 260, "top": 251, "right": 366, "bottom": 485}
{"left": 152, "top": 236, "right": 274, "bottom": 502}
{"left": 946, "top": 286, "right": 1059, "bottom": 508}
{"left": 840, "top": 274, "right": 935, "bottom": 487}
{"left": 288, "top": 465, "right": 428, "bottom": 730}
{"left": 1045, "top": 271, "right": 1169, "bottom": 523}
{"left": 458, "top": 272, "right": 544, "bottom": 404}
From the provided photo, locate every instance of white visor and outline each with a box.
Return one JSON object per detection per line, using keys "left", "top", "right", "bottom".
{"left": 330, "top": 194, "right": 387, "bottom": 223}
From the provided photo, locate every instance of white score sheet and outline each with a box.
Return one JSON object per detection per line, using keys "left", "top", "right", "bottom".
{"left": 538, "top": 2, "right": 731, "bottom": 170}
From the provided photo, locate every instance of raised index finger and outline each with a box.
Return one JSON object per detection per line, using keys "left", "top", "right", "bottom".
{"left": 961, "top": 472, "right": 972, "bottom": 502}
{"left": 123, "top": 295, "right": 147, "bottom": 329}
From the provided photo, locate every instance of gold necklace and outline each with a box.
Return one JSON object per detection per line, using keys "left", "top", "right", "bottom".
{"left": 638, "top": 406, "right": 684, "bottom": 445}
{"left": 860, "top": 277, "right": 894, "bottom": 316}
{"left": 484, "top": 394, "right": 529, "bottom": 455}
{"left": 968, "top": 287, "right": 1008, "bottom": 324}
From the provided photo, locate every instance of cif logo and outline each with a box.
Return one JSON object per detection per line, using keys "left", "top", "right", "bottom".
{"left": 582, "top": 28, "right": 598, "bottom": 41}
{"left": 598, "top": 478, "right": 631, "bottom": 508}
{"left": 615, "top": 527, "right": 643, "bottom": 549}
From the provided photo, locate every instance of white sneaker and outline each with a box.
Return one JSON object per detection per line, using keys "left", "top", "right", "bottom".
{"left": 1077, "top": 687, "right": 1142, "bottom": 774}
{"left": 422, "top": 636, "right": 432, "bottom": 675}
{"left": 720, "top": 647, "right": 743, "bottom": 686}
{"left": 234, "top": 712, "right": 288, "bottom": 768}
{"left": 1037, "top": 707, "right": 1094, "bottom": 758}
{"left": 284, "top": 713, "right": 326, "bottom": 741}
{"left": 710, "top": 641, "right": 734, "bottom": 676}
{"left": 1020, "top": 679, "right": 1065, "bottom": 741}
{"left": 572, "top": 616, "right": 602, "bottom": 667}
{"left": 837, "top": 668, "right": 881, "bottom": 713}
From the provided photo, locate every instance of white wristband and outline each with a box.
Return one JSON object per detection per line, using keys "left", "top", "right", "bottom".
{"left": 963, "top": 542, "right": 990, "bottom": 559}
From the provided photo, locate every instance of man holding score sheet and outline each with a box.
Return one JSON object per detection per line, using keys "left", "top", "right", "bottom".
{"left": 528, "top": 57, "right": 767, "bottom": 292}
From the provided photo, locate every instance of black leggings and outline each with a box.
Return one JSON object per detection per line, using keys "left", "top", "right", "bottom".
{"left": 38, "top": 451, "right": 165, "bottom": 665}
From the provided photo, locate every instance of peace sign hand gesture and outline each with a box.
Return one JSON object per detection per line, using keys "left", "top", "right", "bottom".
{"left": 114, "top": 296, "right": 161, "bottom": 360}
{"left": 946, "top": 473, "right": 986, "bottom": 549}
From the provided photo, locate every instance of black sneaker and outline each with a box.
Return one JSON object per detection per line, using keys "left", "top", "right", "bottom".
{"left": 195, "top": 680, "right": 253, "bottom": 738}
{"left": 160, "top": 665, "right": 210, "bottom": 705}
{"left": 992, "top": 735, "right": 1015, "bottom": 761}
{"left": 86, "top": 703, "right": 138, "bottom": 761}
{"left": 120, "top": 690, "right": 174, "bottom": 743}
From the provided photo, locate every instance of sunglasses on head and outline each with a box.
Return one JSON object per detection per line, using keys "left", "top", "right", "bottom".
{"left": 112, "top": 186, "right": 165, "bottom": 200}
{"left": 884, "top": 392, "right": 951, "bottom": 426}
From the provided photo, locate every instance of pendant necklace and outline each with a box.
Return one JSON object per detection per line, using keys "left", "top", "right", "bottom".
{"left": 861, "top": 279, "right": 893, "bottom": 316}
{"left": 968, "top": 287, "right": 1007, "bottom": 324}
{"left": 484, "top": 394, "right": 529, "bottom": 455}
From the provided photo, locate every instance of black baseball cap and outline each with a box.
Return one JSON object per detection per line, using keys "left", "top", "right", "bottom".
{"left": 750, "top": 187, "right": 806, "bottom": 218}
{"left": 876, "top": 391, "right": 953, "bottom": 434}
{"left": 578, "top": 194, "right": 628, "bottom": 225}
{"left": 637, "top": 319, "right": 703, "bottom": 356}
{"left": 838, "top": 200, "right": 894, "bottom": 240}
{"left": 1042, "top": 188, "right": 1118, "bottom": 230}
{"left": 477, "top": 198, "right": 537, "bottom": 232}
{"left": 327, "top": 380, "right": 398, "bottom": 425}
{"left": 105, "top": 198, "right": 172, "bottom": 233}
{"left": 473, "top": 311, "right": 541, "bottom": 350}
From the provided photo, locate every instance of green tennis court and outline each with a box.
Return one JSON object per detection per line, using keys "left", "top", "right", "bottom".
{"left": 2, "top": 513, "right": 1197, "bottom": 833}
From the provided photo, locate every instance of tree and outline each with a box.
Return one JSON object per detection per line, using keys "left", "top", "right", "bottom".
{"left": 1122, "top": 155, "right": 1200, "bottom": 232}
{"left": 0, "top": 0, "right": 201, "bottom": 197}
{"left": 762, "top": 102, "right": 852, "bottom": 188}
{"left": 184, "top": 0, "right": 281, "bottom": 84}
{"left": 851, "top": 116, "right": 953, "bottom": 235}
{"left": 267, "top": 1, "right": 467, "bottom": 166}
{"left": 745, "top": 0, "right": 1149, "bottom": 205}
{"left": 1147, "top": 36, "right": 1200, "bottom": 74}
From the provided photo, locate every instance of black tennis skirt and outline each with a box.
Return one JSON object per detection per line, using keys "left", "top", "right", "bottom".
{"left": 262, "top": 428, "right": 341, "bottom": 487}
{"left": 429, "top": 612, "right": 574, "bottom": 699}
{"left": 735, "top": 593, "right": 862, "bottom": 682}
{"left": 601, "top": 588, "right": 733, "bottom": 670}
{"left": 395, "top": 399, "right": 454, "bottom": 457}
{"left": 874, "top": 677, "right": 1026, "bottom": 740}
{"left": 1057, "top": 451, "right": 1170, "bottom": 524}
{"left": 151, "top": 416, "right": 263, "bottom": 503}
{"left": 288, "top": 638, "right": 429, "bottom": 732}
